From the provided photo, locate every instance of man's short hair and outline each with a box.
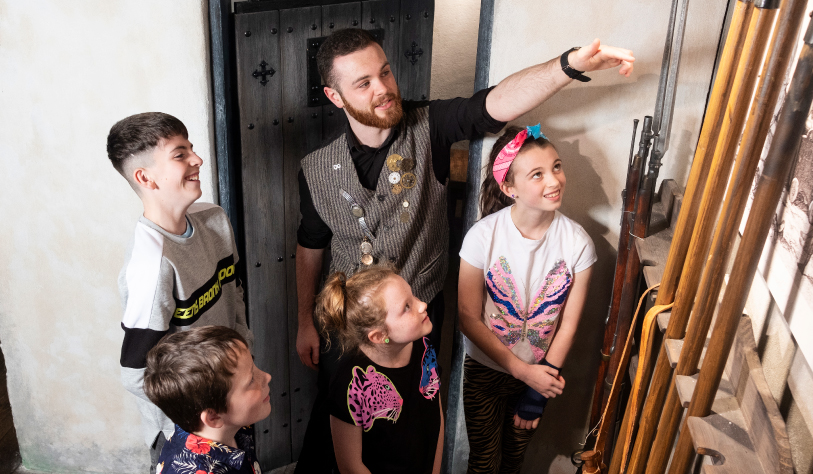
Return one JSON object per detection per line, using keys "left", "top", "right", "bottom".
{"left": 317, "top": 28, "right": 381, "bottom": 89}
{"left": 144, "top": 326, "right": 248, "bottom": 433}
{"left": 106, "top": 112, "right": 188, "bottom": 176}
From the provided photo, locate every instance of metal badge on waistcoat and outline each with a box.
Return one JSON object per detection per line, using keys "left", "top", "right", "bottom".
{"left": 385, "top": 154, "right": 415, "bottom": 221}
{"left": 341, "top": 189, "right": 377, "bottom": 266}
{"left": 386, "top": 153, "right": 403, "bottom": 172}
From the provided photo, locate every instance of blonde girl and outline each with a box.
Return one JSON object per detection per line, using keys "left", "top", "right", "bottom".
{"left": 316, "top": 267, "right": 443, "bottom": 474}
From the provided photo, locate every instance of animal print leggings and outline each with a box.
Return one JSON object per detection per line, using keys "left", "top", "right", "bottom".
{"left": 463, "top": 356, "right": 536, "bottom": 474}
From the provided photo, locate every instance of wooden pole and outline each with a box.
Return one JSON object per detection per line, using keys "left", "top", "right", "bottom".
{"left": 647, "top": 0, "right": 754, "bottom": 311}
{"left": 644, "top": 0, "right": 806, "bottom": 472}
{"left": 610, "top": 1, "right": 756, "bottom": 471}
{"left": 619, "top": 301, "right": 674, "bottom": 472}
{"left": 668, "top": 16, "right": 813, "bottom": 474}
{"left": 635, "top": 4, "right": 777, "bottom": 468}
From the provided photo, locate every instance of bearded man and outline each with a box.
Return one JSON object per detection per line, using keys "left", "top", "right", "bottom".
{"left": 294, "top": 28, "right": 633, "bottom": 473}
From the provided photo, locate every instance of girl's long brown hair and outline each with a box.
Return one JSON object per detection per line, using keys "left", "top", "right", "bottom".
{"left": 480, "top": 126, "right": 554, "bottom": 217}
{"left": 314, "top": 266, "right": 396, "bottom": 354}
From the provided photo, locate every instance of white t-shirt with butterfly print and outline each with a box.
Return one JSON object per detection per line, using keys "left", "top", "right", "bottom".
{"left": 459, "top": 206, "right": 597, "bottom": 373}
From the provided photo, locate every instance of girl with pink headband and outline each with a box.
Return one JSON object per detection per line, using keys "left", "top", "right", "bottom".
{"left": 457, "top": 125, "right": 596, "bottom": 472}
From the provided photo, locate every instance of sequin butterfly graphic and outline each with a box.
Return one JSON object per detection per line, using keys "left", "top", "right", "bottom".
{"left": 485, "top": 257, "right": 572, "bottom": 362}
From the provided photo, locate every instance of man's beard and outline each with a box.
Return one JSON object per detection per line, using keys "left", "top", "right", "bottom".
{"left": 341, "top": 89, "right": 404, "bottom": 129}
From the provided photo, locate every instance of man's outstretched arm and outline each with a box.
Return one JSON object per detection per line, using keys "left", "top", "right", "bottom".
{"left": 296, "top": 244, "right": 324, "bottom": 370}
{"left": 486, "top": 39, "right": 634, "bottom": 123}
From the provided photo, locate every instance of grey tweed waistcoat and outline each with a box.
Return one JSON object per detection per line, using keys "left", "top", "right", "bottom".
{"left": 301, "top": 106, "right": 448, "bottom": 302}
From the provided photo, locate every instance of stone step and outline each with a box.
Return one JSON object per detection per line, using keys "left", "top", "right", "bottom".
{"left": 637, "top": 226, "right": 674, "bottom": 290}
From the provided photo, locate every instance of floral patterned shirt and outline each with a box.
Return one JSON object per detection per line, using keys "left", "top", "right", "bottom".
{"left": 156, "top": 424, "right": 261, "bottom": 474}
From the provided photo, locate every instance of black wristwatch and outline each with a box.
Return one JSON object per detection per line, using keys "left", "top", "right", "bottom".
{"left": 560, "top": 47, "right": 591, "bottom": 82}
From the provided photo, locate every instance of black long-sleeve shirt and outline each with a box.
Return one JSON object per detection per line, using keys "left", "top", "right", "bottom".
{"left": 297, "top": 86, "right": 505, "bottom": 249}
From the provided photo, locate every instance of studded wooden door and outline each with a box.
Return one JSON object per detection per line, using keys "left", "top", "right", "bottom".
{"left": 233, "top": 0, "right": 435, "bottom": 469}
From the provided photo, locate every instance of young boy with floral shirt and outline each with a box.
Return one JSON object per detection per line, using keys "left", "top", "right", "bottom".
{"left": 144, "top": 326, "right": 271, "bottom": 474}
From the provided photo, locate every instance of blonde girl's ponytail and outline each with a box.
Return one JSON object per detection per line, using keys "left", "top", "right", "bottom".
{"left": 314, "top": 272, "right": 350, "bottom": 350}
{"left": 314, "top": 266, "right": 396, "bottom": 354}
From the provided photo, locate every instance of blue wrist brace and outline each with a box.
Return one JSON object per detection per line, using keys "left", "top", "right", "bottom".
{"left": 515, "top": 359, "right": 561, "bottom": 421}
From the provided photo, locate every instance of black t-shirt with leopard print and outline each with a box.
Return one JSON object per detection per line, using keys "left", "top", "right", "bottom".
{"left": 328, "top": 337, "right": 441, "bottom": 474}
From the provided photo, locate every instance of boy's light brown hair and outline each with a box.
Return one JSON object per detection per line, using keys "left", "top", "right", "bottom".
{"left": 144, "top": 326, "right": 247, "bottom": 433}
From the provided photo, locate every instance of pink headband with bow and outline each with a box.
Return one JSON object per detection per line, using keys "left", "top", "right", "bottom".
{"left": 492, "top": 124, "right": 547, "bottom": 184}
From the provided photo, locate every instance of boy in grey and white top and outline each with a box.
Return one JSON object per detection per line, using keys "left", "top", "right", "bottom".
{"left": 107, "top": 112, "right": 254, "bottom": 469}
{"left": 119, "top": 203, "right": 253, "bottom": 446}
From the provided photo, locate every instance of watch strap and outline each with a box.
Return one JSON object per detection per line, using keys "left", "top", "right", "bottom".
{"left": 560, "top": 47, "right": 591, "bottom": 83}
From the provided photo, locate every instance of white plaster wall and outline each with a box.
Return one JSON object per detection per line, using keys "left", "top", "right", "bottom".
{"left": 483, "top": 1, "right": 728, "bottom": 472}
{"left": 0, "top": 1, "right": 217, "bottom": 472}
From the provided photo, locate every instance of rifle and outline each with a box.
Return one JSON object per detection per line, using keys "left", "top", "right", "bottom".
{"left": 598, "top": 119, "right": 653, "bottom": 465}
{"left": 581, "top": 285, "right": 665, "bottom": 474}
{"left": 588, "top": 118, "right": 642, "bottom": 432}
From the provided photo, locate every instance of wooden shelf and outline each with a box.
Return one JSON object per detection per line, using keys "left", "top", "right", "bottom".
{"left": 657, "top": 310, "right": 671, "bottom": 333}
{"left": 687, "top": 410, "right": 763, "bottom": 474}
{"left": 664, "top": 338, "right": 682, "bottom": 368}
{"left": 674, "top": 373, "right": 736, "bottom": 411}
{"left": 664, "top": 338, "right": 708, "bottom": 369}
{"left": 637, "top": 226, "right": 674, "bottom": 289}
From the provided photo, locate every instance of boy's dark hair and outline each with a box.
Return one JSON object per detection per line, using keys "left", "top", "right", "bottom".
{"left": 106, "top": 112, "right": 188, "bottom": 176}
{"left": 144, "top": 326, "right": 248, "bottom": 433}
{"left": 317, "top": 28, "right": 381, "bottom": 89}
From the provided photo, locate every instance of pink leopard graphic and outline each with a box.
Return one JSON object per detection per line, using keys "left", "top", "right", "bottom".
{"left": 346, "top": 365, "right": 404, "bottom": 431}
{"left": 485, "top": 257, "right": 572, "bottom": 362}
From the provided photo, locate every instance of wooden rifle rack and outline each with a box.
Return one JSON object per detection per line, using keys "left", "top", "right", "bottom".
{"left": 637, "top": 211, "right": 791, "bottom": 474}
